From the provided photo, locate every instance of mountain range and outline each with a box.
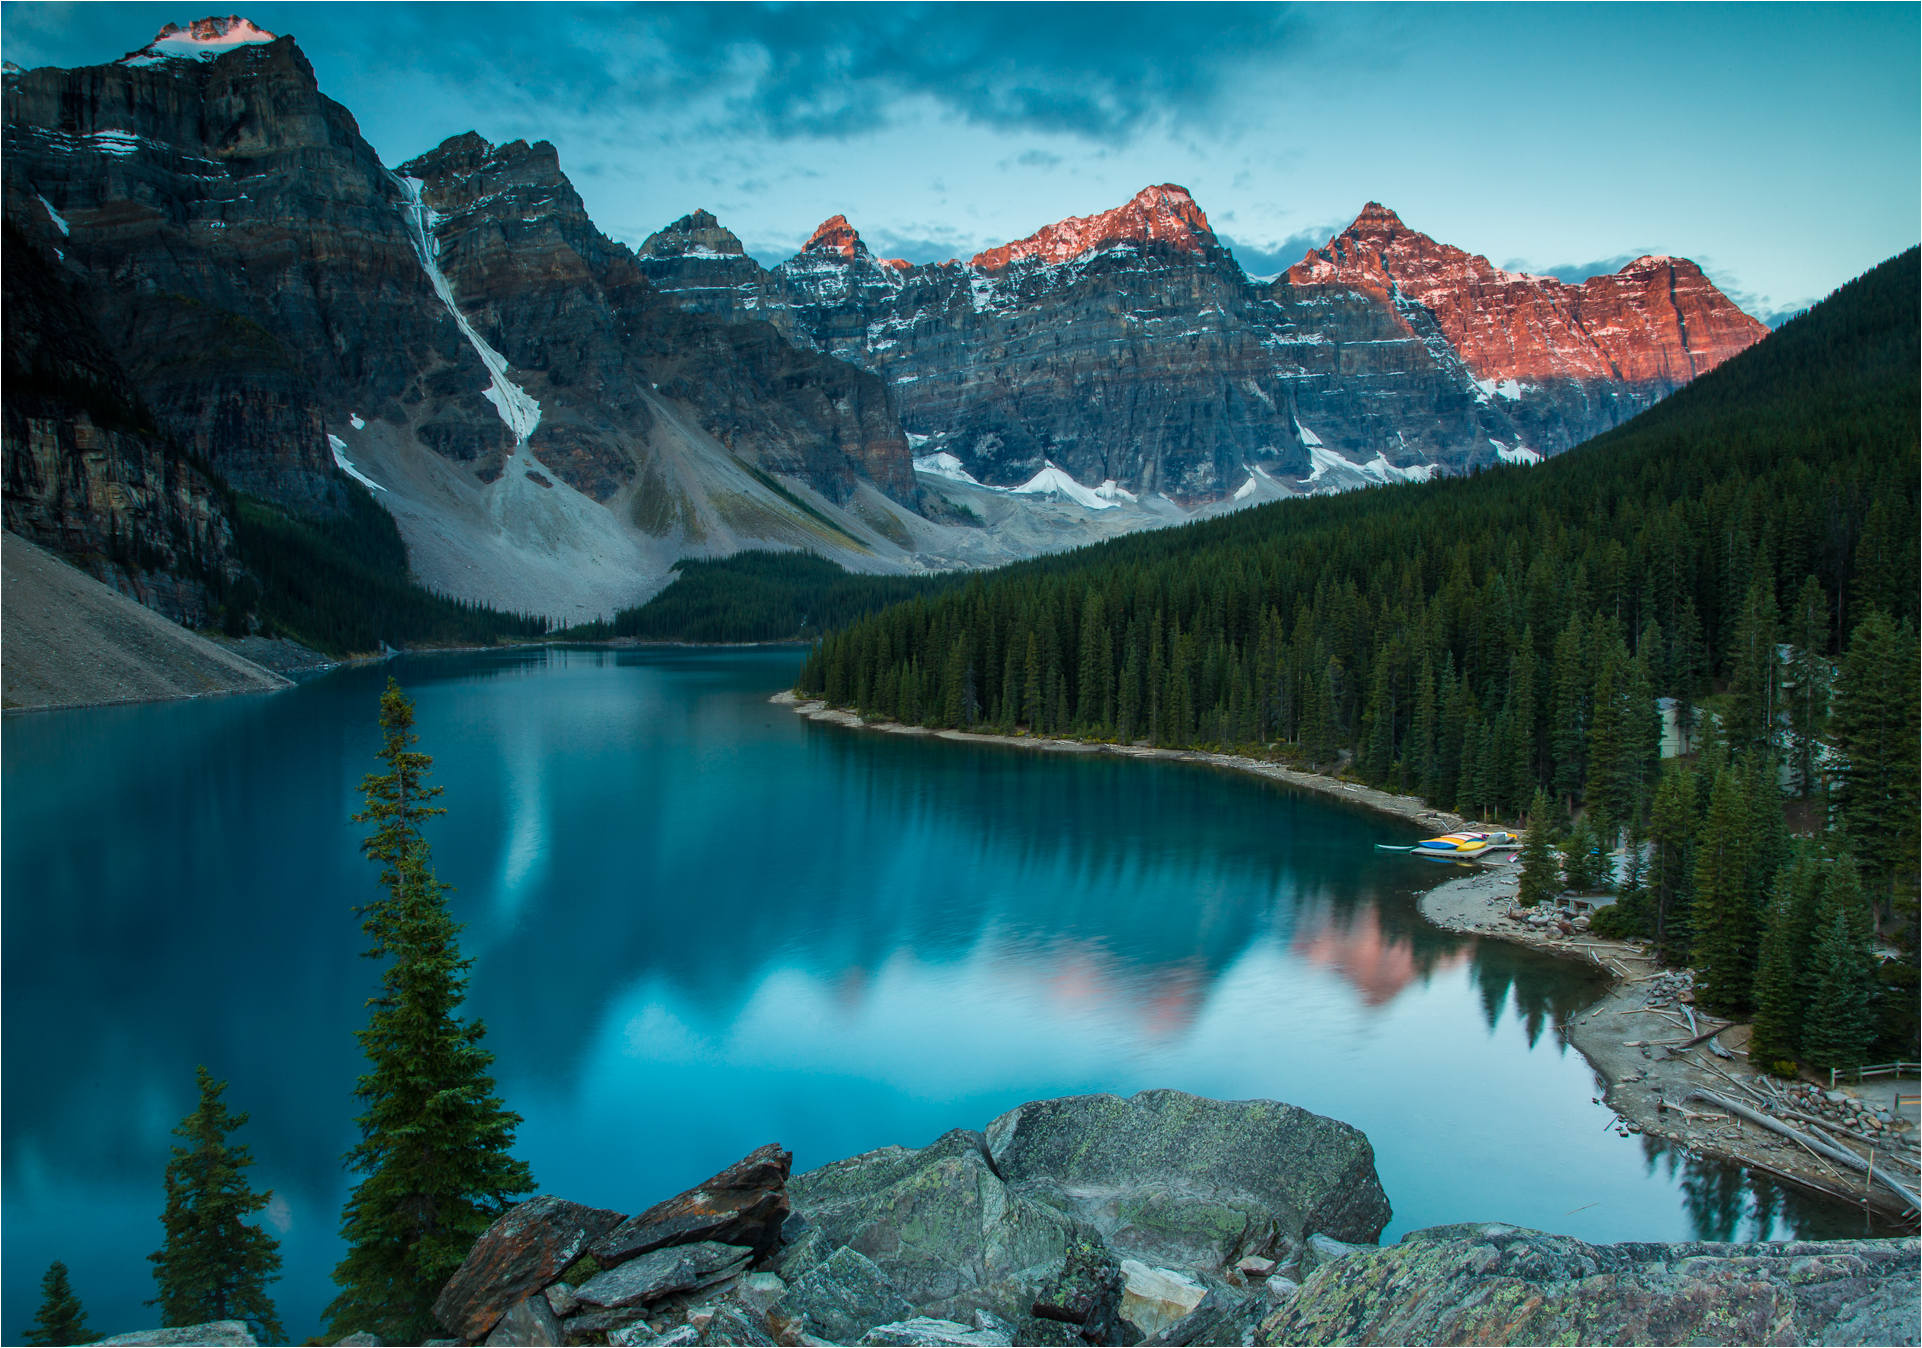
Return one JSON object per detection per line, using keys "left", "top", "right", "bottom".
{"left": 1, "top": 17, "right": 1768, "bottom": 629}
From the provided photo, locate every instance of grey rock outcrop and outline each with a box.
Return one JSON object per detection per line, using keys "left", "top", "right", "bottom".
{"left": 986, "top": 1089, "right": 1392, "bottom": 1265}
{"left": 855, "top": 1316, "right": 1017, "bottom": 1346}
{"left": 1257, "top": 1223, "right": 1922, "bottom": 1347}
{"left": 770, "top": 1245, "right": 914, "bottom": 1343}
{"left": 95, "top": 1324, "right": 258, "bottom": 1346}
{"left": 482, "top": 1294, "right": 562, "bottom": 1347}
{"left": 781, "top": 1127, "right": 1082, "bottom": 1322}
{"left": 425, "top": 1098, "right": 1915, "bottom": 1348}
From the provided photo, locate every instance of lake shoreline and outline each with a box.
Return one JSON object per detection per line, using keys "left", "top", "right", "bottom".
{"left": 770, "top": 691, "right": 1482, "bottom": 837}
{"left": 775, "top": 690, "right": 1917, "bottom": 1227}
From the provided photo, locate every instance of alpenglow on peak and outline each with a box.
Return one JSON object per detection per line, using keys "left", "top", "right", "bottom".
{"left": 121, "top": 16, "right": 277, "bottom": 64}
{"left": 971, "top": 184, "right": 1218, "bottom": 270}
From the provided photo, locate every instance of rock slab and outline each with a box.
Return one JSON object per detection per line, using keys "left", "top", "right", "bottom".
{"left": 1257, "top": 1223, "right": 1922, "bottom": 1347}
{"left": 986, "top": 1089, "right": 1392, "bottom": 1265}
{"left": 593, "top": 1143, "right": 793, "bottom": 1265}
{"left": 574, "top": 1240, "right": 754, "bottom": 1310}
{"left": 95, "top": 1325, "right": 258, "bottom": 1346}
{"left": 434, "top": 1194, "right": 627, "bottom": 1341}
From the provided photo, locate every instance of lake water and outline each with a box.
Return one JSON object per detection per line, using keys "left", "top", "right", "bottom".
{"left": 1, "top": 647, "right": 1877, "bottom": 1340}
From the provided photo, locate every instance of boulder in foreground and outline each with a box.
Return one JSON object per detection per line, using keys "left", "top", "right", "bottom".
{"left": 986, "top": 1089, "right": 1393, "bottom": 1265}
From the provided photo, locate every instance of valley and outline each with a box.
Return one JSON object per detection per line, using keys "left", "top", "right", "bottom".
{"left": 1, "top": 8, "right": 1917, "bottom": 1347}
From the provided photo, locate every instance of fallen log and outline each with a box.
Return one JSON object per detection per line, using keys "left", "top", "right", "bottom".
{"left": 1689, "top": 1088, "right": 1922, "bottom": 1214}
{"left": 1766, "top": 1102, "right": 1915, "bottom": 1152}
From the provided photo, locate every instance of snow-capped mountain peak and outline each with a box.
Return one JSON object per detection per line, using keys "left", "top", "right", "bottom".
{"left": 971, "top": 184, "right": 1218, "bottom": 271}
{"left": 120, "top": 16, "right": 277, "bottom": 65}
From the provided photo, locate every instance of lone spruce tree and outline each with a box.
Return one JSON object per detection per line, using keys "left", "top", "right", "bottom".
{"left": 326, "top": 680, "right": 534, "bottom": 1342}
{"left": 148, "top": 1068, "right": 283, "bottom": 1342}
{"left": 1516, "top": 789, "right": 1559, "bottom": 908}
{"left": 25, "top": 1260, "right": 94, "bottom": 1346}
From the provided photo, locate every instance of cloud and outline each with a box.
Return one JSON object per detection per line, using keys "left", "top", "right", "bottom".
{"left": 128, "top": 2, "right": 1306, "bottom": 151}
{"left": 1216, "top": 227, "right": 1338, "bottom": 279}
{"left": 1516, "top": 253, "right": 1647, "bottom": 284}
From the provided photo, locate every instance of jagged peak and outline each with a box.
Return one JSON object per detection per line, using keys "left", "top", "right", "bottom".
{"left": 120, "top": 16, "right": 277, "bottom": 65}
{"left": 1352, "top": 201, "right": 1406, "bottom": 230}
{"left": 802, "top": 214, "right": 870, "bottom": 260}
{"left": 640, "top": 208, "right": 747, "bottom": 259}
{"left": 971, "top": 184, "right": 1217, "bottom": 271}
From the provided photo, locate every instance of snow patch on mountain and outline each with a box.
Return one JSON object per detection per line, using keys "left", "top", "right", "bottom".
{"left": 1473, "top": 377, "right": 1527, "bottom": 402}
{"left": 914, "top": 451, "right": 986, "bottom": 487}
{"left": 37, "top": 194, "right": 69, "bottom": 235}
{"left": 393, "top": 173, "right": 542, "bottom": 444}
{"left": 1008, "top": 463, "right": 1120, "bottom": 510}
{"left": 121, "top": 16, "right": 276, "bottom": 65}
{"left": 1492, "top": 440, "right": 1543, "bottom": 465}
{"left": 328, "top": 434, "right": 386, "bottom": 493}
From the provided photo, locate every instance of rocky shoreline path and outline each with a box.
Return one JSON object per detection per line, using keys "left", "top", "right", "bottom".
{"left": 1420, "top": 867, "right": 1920, "bottom": 1222}
{"left": 775, "top": 692, "right": 1920, "bottom": 1226}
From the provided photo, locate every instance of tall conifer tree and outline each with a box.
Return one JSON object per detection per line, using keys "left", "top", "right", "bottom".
{"left": 1692, "top": 766, "right": 1760, "bottom": 1014}
{"left": 148, "top": 1068, "right": 283, "bottom": 1342}
{"left": 326, "top": 681, "right": 534, "bottom": 1343}
{"left": 1516, "top": 790, "right": 1559, "bottom": 908}
{"left": 25, "top": 1261, "right": 94, "bottom": 1347}
{"left": 1830, "top": 608, "right": 1921, "bottom": 921}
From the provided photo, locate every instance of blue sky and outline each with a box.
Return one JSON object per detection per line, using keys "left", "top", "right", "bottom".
{"left": 4, "top": 2, "right": 1916, "bottom": 320}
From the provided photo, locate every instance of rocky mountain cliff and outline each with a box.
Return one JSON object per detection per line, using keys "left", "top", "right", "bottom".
{"left": 3, "top": 21, "right": 928, "bottom": 622}
{"left": 638, "top": 188, "right": 1768, "bottom": 502}
{"left": 1287, "top": 202, "right": 1769, "bottom": 385}
{"left": 5, "top": 14, "right": 1771, "bottom": 625}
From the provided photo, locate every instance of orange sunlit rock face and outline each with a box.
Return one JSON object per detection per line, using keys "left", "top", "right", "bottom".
{"left": 1286, "top": 204, "right": 1768, "bottom": 385}
{"left": 971, "top": 184, "right": 1217, "bottom": 271}
{"left": 802, "top": 214, "right": 866, "bottom": 258}
{"left": 1291, "top": 902, "right": 1465, "bottom": 1007}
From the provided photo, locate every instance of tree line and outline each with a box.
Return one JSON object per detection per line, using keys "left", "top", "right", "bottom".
{"left": 559, "top": 550, "right": 960, "bottom": 644}
{"left": 28, "top": 682, "right": 533, "bottom": 1345}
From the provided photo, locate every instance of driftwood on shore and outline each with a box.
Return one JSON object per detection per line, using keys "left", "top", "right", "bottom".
{"left": 1688, "top": 1088, "right": 1922, "bottom": 1214}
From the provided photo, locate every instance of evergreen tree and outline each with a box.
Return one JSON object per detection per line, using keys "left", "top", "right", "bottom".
{"left": 1560, "top": 814, "right": 1600, "bottom": 893}
{"left": 1802, "top": 909, "right": 1877, "bottom": 1072}
{"left": 25, "top": 1261, "right": 94, "bottom": 1346}
{"left": 1516, "top": 789, "right": 1559, "bottom": 908}
{"left": 148, "top": 1068, "right": 283, "bottom": 1342}
{"left": 1722, "top": 574, "right": 1780, "bottom": 761}
{"left": 326, "top": 681, "right": 535, "bottom": 1343}
{"left": 1549, "top": 616, "right": 1591, "bottom": 808}
{"left": 1750, "top": 884, "right": 1802, "bottom": 1070}
{"left": 1829, "top": 608, "right": 1921, "bottom": 922}
{"left": 1692, "top": 766, "right": 1759, "bottom": 1015}
{"left": 1646, "top": 761, "right": 1696, "bottom": 961}
{"left": 1784, "top": 575, "right": 1830, "bottom": 798}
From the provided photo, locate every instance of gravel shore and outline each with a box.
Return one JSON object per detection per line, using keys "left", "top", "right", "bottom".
{"left": 3, "top": 532, "right": 291, "bottom": 713}
{"left": 1420, "top": 868, "right": 1917, "bottom": 1221}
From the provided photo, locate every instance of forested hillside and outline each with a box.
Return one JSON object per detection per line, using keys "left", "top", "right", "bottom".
{"left": 559, "top": 552, "right": 956, "bottom": 644}
{"left": 798, "top": 251, "right": 1921, "bottom": 1049}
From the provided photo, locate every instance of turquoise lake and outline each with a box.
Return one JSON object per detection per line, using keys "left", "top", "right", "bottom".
{"left": 1, "top": 647, "right": 1876, "bottom": 1340}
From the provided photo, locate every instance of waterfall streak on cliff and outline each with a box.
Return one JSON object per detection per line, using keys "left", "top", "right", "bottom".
{"left": 393, "top": 173, "right": 543, "bottom": 444}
